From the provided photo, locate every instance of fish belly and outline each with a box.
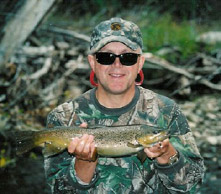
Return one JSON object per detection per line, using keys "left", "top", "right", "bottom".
{"left": 97, "top": 145, "right": 143, "bottom": 157}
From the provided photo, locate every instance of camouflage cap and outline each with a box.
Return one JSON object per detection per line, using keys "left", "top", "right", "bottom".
{"left": 90, "top": 17, "right": 143, "bottom": 53}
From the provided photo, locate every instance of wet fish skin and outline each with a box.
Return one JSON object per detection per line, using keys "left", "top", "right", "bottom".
{"left": 136, "top": 130, "right": 169, "bottom": 147}
{"left": 16, "top": 125, "right": 169, "bottom": 157}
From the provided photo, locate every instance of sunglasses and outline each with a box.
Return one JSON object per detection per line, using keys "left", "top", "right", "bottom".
{"left": 95, "top": 52, "right": 140, "bottom": 66}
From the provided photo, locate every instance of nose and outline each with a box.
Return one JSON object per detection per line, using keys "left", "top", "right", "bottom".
{"left": 112, "top": 56, "right": 122, "bottom": 67}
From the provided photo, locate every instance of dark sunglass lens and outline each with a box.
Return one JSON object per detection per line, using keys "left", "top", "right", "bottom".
{"left": 96, "top": 53, "right": 115, "bottom": 65}
{"left": 120, "top": 53, "right": 138, "bottom": 66}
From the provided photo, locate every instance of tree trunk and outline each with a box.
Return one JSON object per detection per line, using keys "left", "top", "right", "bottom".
{"left": 0, "top": 0, "right": 57, "bottom": 70}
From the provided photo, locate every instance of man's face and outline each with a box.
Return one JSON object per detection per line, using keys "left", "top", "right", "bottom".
{"left": 88, "top": 42, "right": 145, "bottom": 95}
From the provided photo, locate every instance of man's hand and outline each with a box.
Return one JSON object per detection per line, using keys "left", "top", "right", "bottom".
{"left": 67, "top": 123, "right": 98, "bottom": 183}
{"left": 144, "top": 139, "right": 177, "bottom": 164}
{"left": 68, "top": 134, "right": 97, "bottom": 161}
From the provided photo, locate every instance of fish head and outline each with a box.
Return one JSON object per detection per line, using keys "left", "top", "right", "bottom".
{"left": 136, "top": 130, "right": 169, "bottom": 147}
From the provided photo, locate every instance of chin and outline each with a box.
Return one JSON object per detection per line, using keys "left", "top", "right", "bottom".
{"left": 106, "top": 85, "right": 132, "bottom": 95}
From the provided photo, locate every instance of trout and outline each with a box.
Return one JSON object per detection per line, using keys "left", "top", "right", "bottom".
{"left": 16, "top": 125, "right": 169, "bottom": 158}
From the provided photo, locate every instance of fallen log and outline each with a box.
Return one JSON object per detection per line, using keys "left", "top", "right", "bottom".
{"left": 144, "top": 52, "right": 221, "bottom": 92}
{"left": 26, "top": 57, "right": 52, "bottom": 80}
{"left": 19, "top": 46, "right": 55, "bottom": 57}
{"left": 40, "top": 26, "right": 90, "bottom": 42}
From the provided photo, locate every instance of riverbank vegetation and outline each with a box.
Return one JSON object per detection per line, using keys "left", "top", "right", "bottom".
{"left": 0, "top": 0, "right": 220, "bottom": 193}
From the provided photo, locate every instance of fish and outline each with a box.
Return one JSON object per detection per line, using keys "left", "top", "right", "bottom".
{"left": 16, "top": 125, "right": 169, "bottom": 158}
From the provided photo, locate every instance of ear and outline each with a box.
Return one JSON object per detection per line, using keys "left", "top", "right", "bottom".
{"left": 88, "top": 55, "right": 96, "bottom": 71}
{"left": 138, "top": 55, "right": 145, "bottom": 73}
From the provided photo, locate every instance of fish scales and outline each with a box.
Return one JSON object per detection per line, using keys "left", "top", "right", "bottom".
{"left": 16, "top": 125, "right": 169, "bottom": 157}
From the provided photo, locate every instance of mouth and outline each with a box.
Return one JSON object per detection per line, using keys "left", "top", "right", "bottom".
{"left": 109, "top": 73, "right": 125, "bottom": 78}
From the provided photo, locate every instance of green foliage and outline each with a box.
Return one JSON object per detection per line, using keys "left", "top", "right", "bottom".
{"left": 141, "top": 14, "right": 199, "bottom": 58}
{"left": 56, "top": 0, "right": 220, "bottom": 21}
{"left": 0, "top": 144, "right": 15, "bottom": 168}
{"left": 49, "top": 0, "right": 219, "bottom": 61}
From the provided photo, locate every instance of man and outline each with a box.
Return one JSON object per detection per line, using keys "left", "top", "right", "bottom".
{"left": 44, "top": 17, "right": 204, "bottom": 193}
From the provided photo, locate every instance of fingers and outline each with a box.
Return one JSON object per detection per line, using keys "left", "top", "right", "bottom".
{"left": 82, "top": 134, "right": 94, "bottom": 155}
{"left": 79, "top": 122, "right": 88, "bottom": 128}
{"left": 68, "top": 137, "right": 80, "bottom": 153}
{"left": 68, "top": 134, "right": 96, "bottom": 161}
{"left": 144, "top": 138, "right": 170, "bottom": 159}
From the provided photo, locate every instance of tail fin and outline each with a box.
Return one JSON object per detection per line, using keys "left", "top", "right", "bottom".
{"left": 15, "top": 130, "right": 37, "bottom": 155}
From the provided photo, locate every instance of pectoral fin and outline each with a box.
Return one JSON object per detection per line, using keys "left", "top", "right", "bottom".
{"left": 43, "top": 143, "right": 66, "bottom": 157}
{"left": 137, "top": 150, "right": 148, "bottom": 164}
{"left": 127, "top": 142, "right": 142, "bottom": 148}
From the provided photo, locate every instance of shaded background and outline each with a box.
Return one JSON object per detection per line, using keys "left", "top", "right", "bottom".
{"left": 0, "top": 0, "right": 221, "bottom": 193}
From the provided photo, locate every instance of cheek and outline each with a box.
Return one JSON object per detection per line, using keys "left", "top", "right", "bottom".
{"left": 130, "top": 66, "right": 140, "bottom": 77}
{"left": 94, "top": 66, "right": 108, "bottom": 79}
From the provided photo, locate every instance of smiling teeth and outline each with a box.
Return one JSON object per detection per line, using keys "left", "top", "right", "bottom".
{"left": 111, "top": 74, "right": 122, "bottom": 77}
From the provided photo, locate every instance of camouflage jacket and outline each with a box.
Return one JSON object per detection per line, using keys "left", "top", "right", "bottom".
{"left": 44, "top": 86, "right": 204, "bottom": 194}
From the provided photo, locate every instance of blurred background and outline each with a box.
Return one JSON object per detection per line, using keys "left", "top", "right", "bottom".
{"left": 0, "top": 0, "right": 220, "bottom": 193}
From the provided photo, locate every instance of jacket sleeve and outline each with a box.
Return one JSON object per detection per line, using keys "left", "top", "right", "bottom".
{"left": 155, "top": 103, "right": 205, "bottom": 193}
{"left": 44, "top": 110, "right": 98, "bottom": 193}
